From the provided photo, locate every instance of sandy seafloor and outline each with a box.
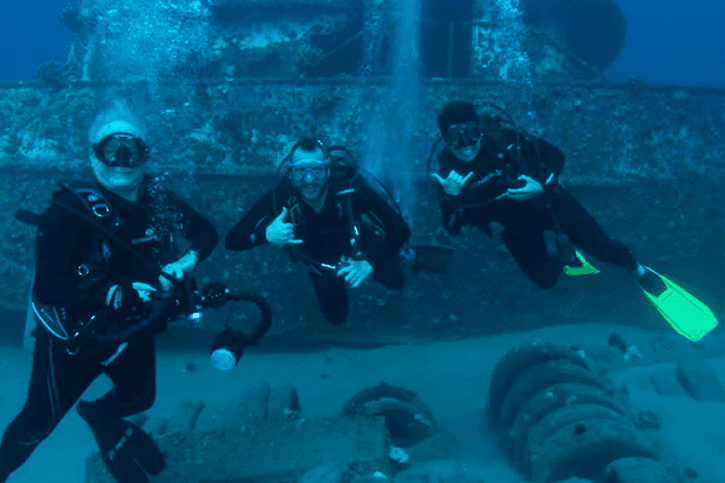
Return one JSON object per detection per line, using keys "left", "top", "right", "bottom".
{"left": 0, "top": 321, "right": 723, "bottom": 483}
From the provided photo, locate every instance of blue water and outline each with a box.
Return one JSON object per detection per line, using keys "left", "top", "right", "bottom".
{"left": 1, "top": 0, "right": 723, "bottom": 86}
{"left": 0, "top": 0, "right": 75, "bottom": 82}
{"left": 605, "top": 0, "right": 724, "bottom": 87}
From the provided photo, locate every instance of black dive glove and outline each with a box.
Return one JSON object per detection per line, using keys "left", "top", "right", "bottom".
{"left": 105, "top": 281, "right": 156, "bottom": 321}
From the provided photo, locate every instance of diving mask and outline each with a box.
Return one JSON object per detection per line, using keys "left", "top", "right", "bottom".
{"left": 94, "top": 132, "right": 150, "bottom": 168}
{"left": 288, "top": 159, "right": 330, "bottom": 182}
{"left": 445, "top": 125, "right": 483, "bottom": 150}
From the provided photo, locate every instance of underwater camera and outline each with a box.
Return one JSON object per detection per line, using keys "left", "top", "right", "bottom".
{"left": 71, "top": 277, "right": 272, "bottom": 371}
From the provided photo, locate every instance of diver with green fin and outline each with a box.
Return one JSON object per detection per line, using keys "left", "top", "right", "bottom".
{"left": 0, "top": 101, "right": 221, "bottom": 483}
{"left": 429, "top": 100, "right": 717, "bottom": 342}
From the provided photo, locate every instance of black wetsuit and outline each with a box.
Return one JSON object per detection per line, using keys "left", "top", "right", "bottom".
{"left": 437, "top": 126, "right": 638, "bottom": 288}
{"left": 226, "top": 172, "right": 411, "bottom": 324}
{"left": 0, "top": 176, "right": 218, "bottom": 481}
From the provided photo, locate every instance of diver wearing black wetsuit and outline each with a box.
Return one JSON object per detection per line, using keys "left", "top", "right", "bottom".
{"left": 33, "top": 178, "right": 218, "bottom": 320}
{"left": 226, "top": 138, "right": 411, "bottom": 325}
{"left": 434, "top": 101, "right": 641, "bottom": 289}
{"left": 0, "top": 119, "right": 218, "bottom": 483}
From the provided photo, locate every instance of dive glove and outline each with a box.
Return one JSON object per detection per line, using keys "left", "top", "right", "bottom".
{"left": 106, "top": 281, "right": 156, "bottom": 319}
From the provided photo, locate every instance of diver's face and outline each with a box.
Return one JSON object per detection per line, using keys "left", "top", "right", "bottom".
{"left": 445, "top": 123, "right": 483, "bottom": 162}
{"left": 289, "top": 148, "right": 329, "bottom": 202}
{"left": 91, "top": 156, "right": 144, "bottom": 194}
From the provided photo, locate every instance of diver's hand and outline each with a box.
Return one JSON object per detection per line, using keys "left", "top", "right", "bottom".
{"left": 106, "top": 282, "right": 156, "bottom": 316}
{"left": 160, "top": 251, "right": 198, "bottom": 291}
{"left": 131, "top": 282, "right": 157, "bottom": 302}
{"left": 265, "top": 207, "right": 303, "bottom": 246}
{"left": 336, "top": 256, "right": 373, "bottom": 288}
{"left": 506, "top": 175, "right": 543, "bottom": 201}
{"left": 431, "top": 171, "right": 473, "bottom": 196}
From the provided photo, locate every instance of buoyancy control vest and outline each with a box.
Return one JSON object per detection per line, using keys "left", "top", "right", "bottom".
{"left": 17, "top": 181, "right": 122, "bottom": 351}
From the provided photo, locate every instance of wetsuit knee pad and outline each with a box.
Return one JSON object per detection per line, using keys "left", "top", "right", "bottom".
{"left": 116, "top": 382, "right": 156, "bottom": 418}
{"left": 324, "top": 315, "right": 347, "bottom": 326}
{"left": 118, "top": 394, "right": 155, "bottom": 416}
{"left": 519, "top": 258, "right": 560, "bottom": 289}
{"left": 0, "top": 413, "right": 55, "bottom": 468}
{"left": 14, "top": 423, "right": 54, "bottom": 447}
{"left": 532, "top": 271, "right": 560, "bottom": 290}
{"left": 320, "top": 303, "right": 348, "bottom": 325}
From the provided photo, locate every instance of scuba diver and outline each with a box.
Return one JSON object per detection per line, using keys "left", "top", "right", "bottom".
{"left": 0, "top": 104, "right": 219, "bottom": 483}
{"left": 430, "top": 100, "right": 717, "bottom": 342}
{"left": 226, "top": 137, "right": 412, "bottom": 325}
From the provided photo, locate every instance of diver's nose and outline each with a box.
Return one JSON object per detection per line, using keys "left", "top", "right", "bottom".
{"left": 115, "top": 145, "right": 132, "bottom": 167}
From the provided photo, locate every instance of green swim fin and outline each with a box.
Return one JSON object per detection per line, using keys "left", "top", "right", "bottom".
{"left": 637, "top": 266, "right": 718, "bottom": 342}
{"left": 401, "top": 244, "right": 455, "bottom": 273}
{"left": 563, "top": 250, "right": 600, "bottom": 276}
{"left": 549, "top": 232, "right": 599, "bottom": 276}
{"left": 78, "top": 399, "right": 165, "bottom": 483}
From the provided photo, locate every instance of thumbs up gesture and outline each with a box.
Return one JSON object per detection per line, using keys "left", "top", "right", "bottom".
{"left": 265, "top": 207, "right": 303, "bottom": 246}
